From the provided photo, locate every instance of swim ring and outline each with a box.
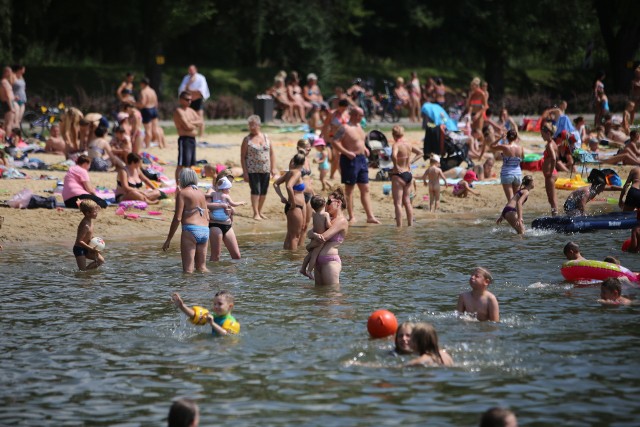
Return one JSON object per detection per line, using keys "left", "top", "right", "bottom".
{"left": 561, "top": 259, "right": 638, "bottom": 282}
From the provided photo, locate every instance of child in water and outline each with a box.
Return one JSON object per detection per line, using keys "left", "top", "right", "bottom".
{"left": 393, "top": 322, "right": 415, "bottom": 355}
{"left": 73, "top": 199, "right": 105, "bottom": 271}
{"left": 405, "top": 322, "right": 454, "bottom": 367}
{"left": 563, "top": 241, "right": 586, "bottom": 261}
{"left": 452, "top": 170, "right": 480, "bottom": 198}
{"left": 598, "top": 278, "right": 632, "bottom": 306}
{"left": 168, "top": 398, "right": 199, "bottom": 427}
{"left": 172, "top": 290, "right": 240, "bottom": 336}
{"left": 312, "top": 138, "right": 331, "bottom": 191}
{"left": 496, "top": 175, "right": 534, "bottom": 235}
{"left": 422, "top": 154, "right": 448, "bottom": 212}
{"left": 479, "top": 407, "right": 518, "bottom": 427}
{"left": 456, "top": 267, "right": 500, "bottom": 322}
{"left": 563, "top": 176, "right": 606, "bottom": 216}
{"left": 300, "top": 195, "right": 332, "bottom": 278}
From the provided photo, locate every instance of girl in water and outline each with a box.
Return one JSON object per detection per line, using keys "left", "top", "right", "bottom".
{"left": 405, "top": 323, "right": 453, "bottom": 367}
{"left": 496, "top": 175, "right": 534, "bottom": 235}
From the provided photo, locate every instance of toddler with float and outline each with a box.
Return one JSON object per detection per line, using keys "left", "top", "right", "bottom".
{"left": 561, "top": 241, "right": 639, "bottom": 283}
{"left": 172, "top": 290, "right": 240, "bottom": 336}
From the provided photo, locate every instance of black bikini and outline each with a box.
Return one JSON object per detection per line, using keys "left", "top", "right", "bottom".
{"left": 392, "top": 171, "right": 413, "bottom": 184}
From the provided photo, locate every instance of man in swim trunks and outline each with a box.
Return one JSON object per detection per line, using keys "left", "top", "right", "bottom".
{"left": 173, "top": 91, "right": 203, "bottom": 182}
{"left": 331, "top": 107, "right": 380, "bottom": 224}
{"left": 178, "top": 65, "right": 210, "bottom": 138}
{"left": 137, "top": 77, "right": 160, "bottom": 149}
{"left": 619, "top": 165, "right": 640, "bottom": 211}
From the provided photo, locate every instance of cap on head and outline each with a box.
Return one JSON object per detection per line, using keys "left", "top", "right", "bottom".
{"left": 464, "top": 170, "right": 479, "bottom": 182}
{"left": 217, "top": 177, "right": 232, "bottom": 190}
{"left": 307, "top": 73, "right": 318, "bottom": 81}
{"left": 431, "top": 154, "right": 441, "bottom": 163}
{"left": 313, "top": 138, "right": 326, "bottom": 146}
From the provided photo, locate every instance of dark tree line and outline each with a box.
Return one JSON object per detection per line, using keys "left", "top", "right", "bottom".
{"left": 1, "top": 0, "right": 638, "bottom": 97}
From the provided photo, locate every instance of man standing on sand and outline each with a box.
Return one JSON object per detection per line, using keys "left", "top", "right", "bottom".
{"left": 178, "top": 65, "right": 210, "bottom": 139}
{"left": 137, "top": 77, "right": 162, "bottom": 149}
{"left": 173, "top": 91, "right": 203, "bottom": 182}
{"left": 331, "top": 107, "right": 380, "bottom": 224}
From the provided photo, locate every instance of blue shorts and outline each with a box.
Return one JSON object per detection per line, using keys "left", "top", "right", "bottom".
{"left": 500, "top": 174, "right": 522, "bottom": 186}
{"left": 140, "top": 107, "right": 158, "bottom": 124}
{"left": 340, "top": 154, "right": 369, "bottom": 185}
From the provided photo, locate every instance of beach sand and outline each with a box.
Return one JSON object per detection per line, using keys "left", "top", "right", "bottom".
{"left": 0, "top": 129, "right": 629, "bottom": 245}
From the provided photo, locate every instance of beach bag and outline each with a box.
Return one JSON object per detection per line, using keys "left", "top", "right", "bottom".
{"left": 600, "top": 168, "right": 622, "bottom": 187}
{"left": 27, "top": 195, "right": 57, "bottom": 209}
{"left": 8, "top": 188, "right": 33, "bottom": 208}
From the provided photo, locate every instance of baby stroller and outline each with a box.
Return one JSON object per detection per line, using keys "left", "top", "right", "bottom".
{"left": 365, "top": 129, "right": 393, "bottom": 180}
{"left": 423, "top": 124, "right": 473, "bottom": 171}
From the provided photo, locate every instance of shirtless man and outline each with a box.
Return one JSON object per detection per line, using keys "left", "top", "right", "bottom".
{"left": 137, "top": 77, "right": 163, "bottom": 149}
{"left": 331, "top": 107, "right": 380, "bottom": 224}
{"left": 45, "top": 124, "right": 66, "bottom": 155}
{"left": 173, "top": 91, "right": 203, "bottom": 182}
{"left": 321, "top": 99, "right": 349, "bottom": 179}
{"left": 619, "top": 162, "right": 640, "bottom": 211}
{"left": 0, "top": 67, "right": 15, "bottom": 131}
{"left": 178, "top": 65, "right": 210, "bottom": 138}
{"left": 541, "top": 122, "right": 559, "bottom": 216}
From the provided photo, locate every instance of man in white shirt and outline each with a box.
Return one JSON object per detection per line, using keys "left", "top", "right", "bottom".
{"left": 178, "top": 65, "right": 210, "bottom": 139}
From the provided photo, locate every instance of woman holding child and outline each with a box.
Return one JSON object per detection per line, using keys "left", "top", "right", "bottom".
{"left": 310, "top": 187, "right": 348, "bottom": 286}
{"left": 274, "top": 152, "right": 307, "bottom": 250}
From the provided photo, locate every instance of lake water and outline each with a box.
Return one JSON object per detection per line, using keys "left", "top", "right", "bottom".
{"left": 1, "top": 214, "right": 639, "bottom": 426}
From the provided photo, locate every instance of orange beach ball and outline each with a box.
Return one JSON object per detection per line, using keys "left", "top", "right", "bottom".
{"left": 367, "top": 309, "right": 398, "bottom": 338}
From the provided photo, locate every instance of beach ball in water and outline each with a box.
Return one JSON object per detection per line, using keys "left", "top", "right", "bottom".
{"left": 90, "top": 237, "right": 106, "bottom": 251}
{"left": 367, "top": 309, "right": 398, "bottom": 338}
{"left": 190, "top": 306, "right": 210, "bottom": 325}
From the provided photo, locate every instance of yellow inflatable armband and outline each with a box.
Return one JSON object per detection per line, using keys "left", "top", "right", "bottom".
{"left": 190, "top": 306, "right": 210, "bottom": 325}
{"left": 221, "top": 316, "right": 240, "bottom": 334}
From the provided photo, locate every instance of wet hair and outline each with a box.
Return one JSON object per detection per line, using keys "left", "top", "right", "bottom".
{"left": 394, "top": 322, "right": 415, "bottom": 355}
{"left": 179, "top": 168, "right": 199, "bottom": 188}
{"left": 392, "top": 125, "right": 405, "bottom": 139}
{"left": 521, "top": 175, "right": 533, "bottom": 187}
{"left": 214, "top": 289, "right": 235, "bottom": 305}
{"left": 479, "top": 407, "right": 516, "bottom": 427}
{"left": 410, "top": 323, "right": 444, "bottom": 364}
{"left": 563, "top": 241, "right": 580, "bottom": 256}
{"left": 76, "top": 154, "right": 91, "bottom": 166}
{"left": 79, "top": 199, "right": 99, "bottom": 213}
{"left": 603, "top": 256, "right": 620, "bottom": 265}
{"left": 506, "top": 129, "right": 517, "bottom": 141}
{"left": 290, "top": 153, "right": 306, "bottom": 168}
{"left": 601, "top": 278, "right": 622, "bottom": 295}
{"left": 473, "top": 267, "right": 493, "bottom": 284}
{"left": 338, "top": 99, "right": 349, "bottom": 107}
{"left": 168, "top": 398, "right": 199, "bottom": 427}
{"left": 247, "top": 114, "right": 261, "bottom": 125}
{"left": 329, "top": 187, "right": 346, "bottom": 209}
{"left": 310, "top": 195, "right": 326, "bottom": 211}
{"left": 127, "top": 152, "right": 141, "bottom": 164}
{"left": 94, "top": 126, "right": 107, "bottom": 138}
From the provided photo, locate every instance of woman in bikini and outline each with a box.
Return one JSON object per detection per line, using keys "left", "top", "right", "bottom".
{"left": 390, "top": 125, "right": 423, "bottom": 227}
{"left": 296, "top": 139, "right": 315, "bottom": 239}
{"left": 497, "top": 175, "right": 534, "bottom": 235}
{"left": 163, "top": 168, "right": 210, "bottom": 273}
{"left": 114, "top": 152, "right": 163, "bottom": 204}
{"left": 274, "top": 152, "right": 307, "bottom": 250}
{"left": 490, "top": 129, "right": 524, "bottom": 202}
{"left": 466, "top": 77, "right": 487, "bottom": 146}
{"left": 408, "top": 72, "right": 422, "bottom": 123}
{"left": 310, "top": 187, "right": 348, "bottom": 287}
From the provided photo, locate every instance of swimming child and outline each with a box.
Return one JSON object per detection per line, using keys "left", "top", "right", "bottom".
{"left": 563, "top": 175, "right": 606, "bottom": 216}
{"left": 421, "top": 154, "right": 448, "bottom": 211}
{"left": 73, "top": 199, "right": 105, "bottom": 271}
{"left": 300, "top": 195, "right": 332, "bottom": 278}
{"left": 456, "top": 267, "right": 499, "bottom": 322}
{"left": 393, "top": 322, "right": 415, "bottom": 355}
{"left": 598, "top": 278, "right": 632, "bottom": 306}
{"left": 563, "top": 241, "right": 586, "bottom": 261}
{"left": 452, "top": 170, "right": 480, "bottom": 198}
{"left": 405, "top": 322, "right": 454, "bottom": 366}
{"left": 312, "top": 138, "right": 331, "bottom": 191}
{"left": 479, "top": 407, "right": 518, "bottom": 427}
{"left": 171, "top": 290, "right": 240, "bottom": 336}
{"left": 603, "top": 255, "right": 620, "bottom": 265}
{"left": 496, "top": 175, "right": 534, "bottom": 235}
{"left": 168, "top": 398, "right": 199, "bottom": 427}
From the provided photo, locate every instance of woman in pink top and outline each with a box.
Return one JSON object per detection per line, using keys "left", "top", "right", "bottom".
{"left": 62, "top": 155, "right": 108, "bottom": 208}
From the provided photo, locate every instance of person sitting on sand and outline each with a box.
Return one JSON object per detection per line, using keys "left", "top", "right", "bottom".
{"left": 602, "top": 130, "right": 640, "bottom": 166}
{"left": 114, "top": 153, "right": 164, "bottom": 204}
{"left": 452, "top": 170, "right": 480, "bottom": 198}
{"left": 44, "top": 124, "right": 66, "bottom": 155}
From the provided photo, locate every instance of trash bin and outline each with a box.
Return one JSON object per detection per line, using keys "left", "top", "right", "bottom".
{"left": 253, "top": 96, "right": 274, "bottom": 123}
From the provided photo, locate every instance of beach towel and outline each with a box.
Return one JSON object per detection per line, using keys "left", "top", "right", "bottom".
{"left": 178, "top": 73, "right": 210, "bottom": 100}
{"left": 421, "top": 103, "right": 458, "bottom": 132}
